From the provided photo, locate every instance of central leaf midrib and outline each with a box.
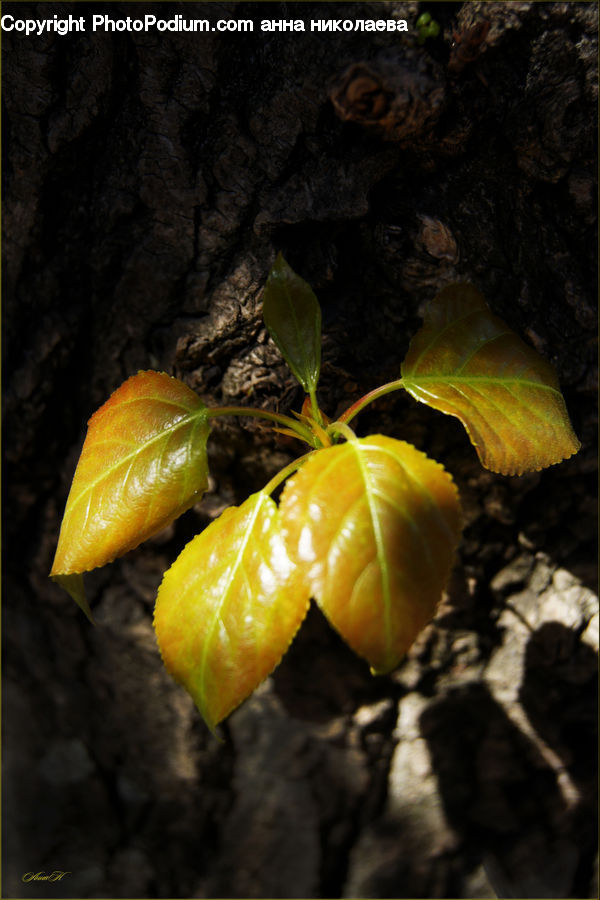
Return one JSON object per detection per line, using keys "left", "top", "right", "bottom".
{"left": 350, "top": 443, "right": 392, "bottom": 659}
{"left": 198, "top": 494, "right": 265, "bottom": 716}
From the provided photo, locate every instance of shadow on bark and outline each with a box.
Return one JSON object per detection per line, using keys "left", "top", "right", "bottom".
{"left": 420, "top": 626, "right": 597, "bottom": 899}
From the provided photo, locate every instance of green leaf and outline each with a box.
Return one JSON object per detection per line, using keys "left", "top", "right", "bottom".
{"left": 51, "top": 371, "right": 211, "bottom": 575}
{"left": 153, "top": 492, "right": 311, "bottom": 732}
{"left": 51, "top": 573, "right": 95, "bottom": 624}
{"left": 401, "top": 283, "right": 581, "bottom": 475}
{"left": 279, "top": 437, "right": 462, "bottom": 675}
{"left": 262, "top": 253, "right": 322, "bottom": 393}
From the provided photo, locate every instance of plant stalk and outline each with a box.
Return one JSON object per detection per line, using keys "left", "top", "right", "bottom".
{"left": 337, "top": 378, "right": 406, "bottom": 425}
{"left": 308, "top": 386, "right": 322, "bottom": 426}
{"left": 208, "top": 405, "right": 316, "bottom": 446}
{"left": 327, "top": 421, "right": 357, "bottom": 443}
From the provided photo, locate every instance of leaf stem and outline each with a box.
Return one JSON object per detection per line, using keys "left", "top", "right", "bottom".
{"left": 308, "top": 386, "right": 322, "bottom": 425}
{"left": 208, "top": 405, "right": 315, "bottom": 446}
{"left": 261, "top": 452, "right": 315, "bottom": 496}
{"left": 337, "top": 379, "right": 406, "bottom": 425}
{"left": 327, "top": 421, "right": 357, "bottom": 443}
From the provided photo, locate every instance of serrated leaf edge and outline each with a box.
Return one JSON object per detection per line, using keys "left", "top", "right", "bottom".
{"left": 280, "top": 437, "right": 462, "bottom": 674}
{"left": 154, "top": 492, "right": 310, "bottom": 734}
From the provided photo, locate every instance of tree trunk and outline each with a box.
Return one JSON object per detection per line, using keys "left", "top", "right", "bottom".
{"left": 3, "top": 2, "right": 597, "bottom": 897}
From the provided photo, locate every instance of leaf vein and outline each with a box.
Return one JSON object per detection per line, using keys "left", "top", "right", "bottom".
{"left": 454, "top": 331, "right": 513, "bottom": 374}
{"left": 198, "top": 496, "right": 265, "bottom": 712}
{"left": 67, "top": 409, "right": 207, "bottom": 520}
{"left": 350, "top": 443, "right": 393, "bottom": 660}
{"left": 406, "top": 308, "right": 482, "bottom": 373}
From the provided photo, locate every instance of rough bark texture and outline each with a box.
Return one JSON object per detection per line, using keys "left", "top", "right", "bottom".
{"left": 2, "top": 2, "right": 597, "bottom": 898}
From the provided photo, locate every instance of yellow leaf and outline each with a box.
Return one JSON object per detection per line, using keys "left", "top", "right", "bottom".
{"left": 52, "top": 371, "right": 210, "bottom": 575}
{"left": 154, "top": 492, "right": 310, "bottom": 732}
{"left": 279, "top": 437, "right": 462, "bottom": 674}
{"left": 402, "top": 283, "right": 580, "bottom": 475}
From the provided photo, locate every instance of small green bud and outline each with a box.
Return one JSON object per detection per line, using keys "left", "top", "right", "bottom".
{"left": 416, "top": 12, "right": 440, "bottom": 44}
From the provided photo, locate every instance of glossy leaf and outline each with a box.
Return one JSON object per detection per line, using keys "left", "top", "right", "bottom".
{"left": 262, "top": 253, "right": 321, "bottom": 393}
{"left": 51, "top": 371, "right": 211, "bottom": 575}
{"left": 154, "top": 492, "right": 310, "bottom": 732}
{"left": 401, "top": 283, "right": 580, "bottom": 475}
{"left": 279, "top": 437, "right": 462, "bottom": 674}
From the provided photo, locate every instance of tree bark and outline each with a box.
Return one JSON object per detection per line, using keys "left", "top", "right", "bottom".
{"left": 3, "top": 2, "right": 597, "bottom": 898}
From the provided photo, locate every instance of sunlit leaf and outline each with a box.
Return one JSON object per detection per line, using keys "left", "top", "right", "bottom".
{"left": 262, "top": 253, "right": 321, "bottom": 393}
{"left": 279, "top": 437, "right": 462, "bottom": 674}
{"left": 51, "top": 573, "right": 95, "bottom": 624}
{"left": 154, "top": 492, "right": 310, "bottom": 732}
{"left": 401, "top": 283, "right": 580, "bottom": 475}
{"left": 51, "top": 371, "right": 211, "bottom": 575}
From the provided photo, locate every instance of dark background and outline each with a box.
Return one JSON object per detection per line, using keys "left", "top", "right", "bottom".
{"left": 2, "top": 2, "right": 597, "bottom": 898}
